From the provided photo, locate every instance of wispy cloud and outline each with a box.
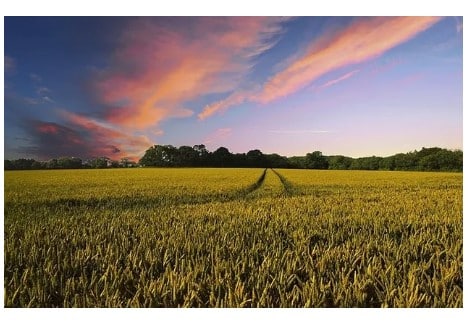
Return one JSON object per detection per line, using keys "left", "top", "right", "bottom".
{"left": 201, "top": 17, "right": 442, "bottom": 119}
{"left": 5, "top": 55, "right": 15, "bottom": 73}
{"left": 36, "top": 86, "right": 50, "bottom": 95}
{"left": 23, "top": 97, "right": 41, "bottom": 105}
{"left": 203, "top": 128, "right": 232, "bottom": 145}
{"left": 94, "top": 17, "right": 286, "bottom": 129}
{"left": 258, "top": 17, "right": 442, "bottom": 103}
{"left": 319, "top": 69, "right": 360, "bottom": 89}
{"left": 198, "top": 89, "right": 256, "bottom": 120}
{"left": 20, "top": 86, "right": 55, "bottom": 105}
{"left": 30, "top": 73, "right": 42, "bottom": 82}
{"left": 269, "top": 130, "right": 332, "bottom": 134}
{"left": 40, "top": 96, "right": 54, "bottom": 104}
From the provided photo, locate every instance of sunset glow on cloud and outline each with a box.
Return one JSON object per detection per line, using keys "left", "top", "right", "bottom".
{"left": 200, "top": 16, "right": 444, "bottom": 119}
{"left": 63, "top": 111, "right": 152, "bottom": 159}
{"left": 259, "top": 17, "right": 443, "bottom": 102}
{"left": 4, "top": 17, "right": 462, "bottom": 160}
{"left": 96, "top": 17, "right": 286, "bottom": 129}
{"left": 198, "top": 89, "right": 255, "bottom": 120}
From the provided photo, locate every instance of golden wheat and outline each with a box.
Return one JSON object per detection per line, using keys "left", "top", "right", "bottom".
{"left": 4, "top": 168, "right": 462, "bottom": 307}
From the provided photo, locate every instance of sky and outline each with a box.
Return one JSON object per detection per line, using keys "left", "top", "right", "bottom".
{"left": 4, "top": 16, "right": 463, "bottom": 161}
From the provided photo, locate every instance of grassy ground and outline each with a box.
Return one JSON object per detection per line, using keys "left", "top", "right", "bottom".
{"left": 4, "top": 168, "right": 462, "bottom": 307}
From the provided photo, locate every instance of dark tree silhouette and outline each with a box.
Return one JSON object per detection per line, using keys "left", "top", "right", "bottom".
{"left": 5, "top": 146, "right": 463, "bottom": 172}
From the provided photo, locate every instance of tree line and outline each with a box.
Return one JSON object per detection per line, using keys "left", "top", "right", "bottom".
{"left": 4, "top": 145, "right": 462, "bottom": 172}
{"left": 4, "top": 156, "right": 137, "bottom": 170}
{"left": 139, "top": 145, "right": 462, "bottom": 171}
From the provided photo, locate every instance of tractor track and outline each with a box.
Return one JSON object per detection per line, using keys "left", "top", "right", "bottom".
{"left": 242, "top": 168, "right": 267, "bottom": 196}
{"left": 271, "top": 168, "right": 295, "bottom": 196}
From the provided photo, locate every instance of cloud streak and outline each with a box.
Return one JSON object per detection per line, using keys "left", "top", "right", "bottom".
{"left": 198, "top": 89, "right": 255, "bottom": 120}
{"left": 95, "top": 17, "right": 286, "bottom": 128}
{"left": 203, "top": 128, "right": 232, "bottom": 145}
{"left": 269, "top": 130, "right": 331, "bottom": 134}
{"left": 201, "top": 17, "right": 442, "bottom": 119}
{"left": 320, "top": 69, "right": 360, "bottom": 89}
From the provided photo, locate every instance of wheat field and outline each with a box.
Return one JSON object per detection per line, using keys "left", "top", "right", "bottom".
{"left": 4, "top": 168, "right": 462, "bottom": 307}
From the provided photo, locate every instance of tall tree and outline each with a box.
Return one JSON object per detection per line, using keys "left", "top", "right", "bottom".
{"left": 212, "top": 147, "right": 232, "bottom": 167}
{"left": 247, "top": 149, "right": 266, "bottom": 168}
{"left": 177, "top": 146, "right": 199, "bottom": 166}
{"left": 305, "top": 151, "right": 328, "bottom": 169}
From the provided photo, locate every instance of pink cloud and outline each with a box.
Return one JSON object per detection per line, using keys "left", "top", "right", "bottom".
{"left": 198, "top": 89, "right": 255, "bottom": 120}
{"left": 60, "top": 110, "right": 153, "bottom": 160}
{"left": 95, "top": 17, "right": 286, "bottom": 129}
{"left": 200, "top": 17, "right": 442, "bottom": 119}
{"left": 203, "top": 128, "right": 232, "bottom": 145}
{"left": 24, "top": 121, "right": 86, "bottom": 159}
{"left": 319, "top": 69, "right": 360, "bottom": 89}
{"left": 258, "top": 17, "right": 442, "bottom": 103}
{"left": 37, "top": 123, "right": 60, "bottom": 134}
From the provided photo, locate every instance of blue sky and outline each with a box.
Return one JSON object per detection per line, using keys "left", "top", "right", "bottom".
{"left": 4, "top": 16, "right": 462, "bottom": 160}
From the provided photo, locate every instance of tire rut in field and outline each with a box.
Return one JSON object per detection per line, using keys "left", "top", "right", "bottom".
{"left": 271, "top": 168, "right": 296, "bottom": 196}
{"left": 240, "top": 168, "right": 267, "bottom": 197}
